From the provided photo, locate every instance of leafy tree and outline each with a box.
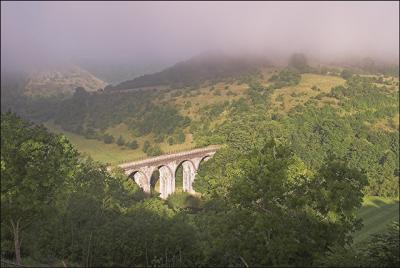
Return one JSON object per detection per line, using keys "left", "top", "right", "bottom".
{"left": 116, "top": 135, "right": 125, "bottom": 146}
{"left": 195, "top": 140, "right": 367, "bottom": 266}
{"left": 320, "top": 222, "right": 399, "bottom": 267}
{"left": 362, "top": 222, "right": 399, "bottom": 267}
{"left": 146, "top": 144, "right": 163, "bottom": 157}
{"left": 269, "top": 68, "right": 301, "bottom": 89}
{"left": 1, "top": 112, "right": 78, "bottom": 264}
{"left": 341, "top": 69, "right": 353, "bottom": 80}
{"left": 143, "top": 140, "right": 150, "bottom": 153}
{"left": 103, "top": 134, "right": 114, "bottom": 144}
{"left": 127, "top": 140, "right": 139, "bottom": 150}
{"left": 288, "top": 53, "right": 310, "bottom": 72}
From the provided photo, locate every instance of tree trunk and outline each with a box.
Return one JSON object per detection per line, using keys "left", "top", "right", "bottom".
{"left": 10, "top": 219, "right": 22, "bottom": 265}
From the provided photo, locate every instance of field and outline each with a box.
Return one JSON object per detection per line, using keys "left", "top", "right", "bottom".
{"left": 270, "top": 73, "right": 346, "bottom": 112}
{"left": 353, "top": 196, "right": 400, "bottom": 244}
{"left": 159, "top": 81, "right": 250, "bottom": 121}
{"left": 44, "top": 122, "right": 196, "bottom": 165}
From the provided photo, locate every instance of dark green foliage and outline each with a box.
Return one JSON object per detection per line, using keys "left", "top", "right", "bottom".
{"left": 192, "top": 73, "right": 399, "bottom": 197}
{"left": 166, "top": 192, "right": 202, "bottom": 211}
{"left": 108, "top": 54, "right": 267, "bottom": 90}
{"left": 320, "top": 222, "right": 399, "bottom": 267}
{"left": 341, "top": 69, "right": 353, "bottom": 80}
{"left": 142, "top": 141, "right": 163, "bottom": 156}
{"left": 1, "top": 112, "right": 79, "bottom": 264}
{"left": 1, "top": 61, "right": 399, "bottom": 267}
{"left": 167, "top": 136, "right": 174, "bottom": 145}
{"left": 127, "top": 140, "right": 139, "bottom": 150}
{"left": 269, "top": 68, "right": 301, "bottom": 89}
{"left": 1, "top": 112, "right": 396, "bottom": 267}
{"left": 143, "top": 140, "right": 150, "bottom": 152}
{"left": 1, "top": 114, "right": 201, "bottom": 267}
{"left": 311, "top": 85, "right": 320, "bottom": 91}
{"left": 134, "top": 106, "right": 190, "bottom": 137}
{"left": 54, "top": 89, "right": 154, "bottom": 133}
{"left": 288, "top": 53, "right": 310, "bottom": 73}
{"left": 116, "top": 135, "right": 125, "bottom": 146}
{"left": 194, "top": 140, "right": 367, "bottom": 266}
{"left": 146, "top": 144, "right": 163, "bottom": 156}
{"left": 102, "top": 133, "right": 114, "bottom": 144}
{"left": 362, "top": 222, "right": 399, "bottom": 267}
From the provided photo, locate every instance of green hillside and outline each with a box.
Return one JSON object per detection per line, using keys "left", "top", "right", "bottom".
{"left": 44, "top": 122, "right": 196, "bottom": 165}
{"left": 354, "top": 196, "right": 400, "bottom": 244}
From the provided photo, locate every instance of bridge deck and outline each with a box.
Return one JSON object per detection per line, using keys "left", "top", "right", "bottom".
{"left": 118, "top": 145, "right": 221, "bottom": 170}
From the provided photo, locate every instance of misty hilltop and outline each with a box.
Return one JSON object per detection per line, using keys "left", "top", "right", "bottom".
{"left": 107, "top": 52, "right": 272, "bottom": 91}
{"left": 4, "top": 65, "right": 108, "bottom": 98}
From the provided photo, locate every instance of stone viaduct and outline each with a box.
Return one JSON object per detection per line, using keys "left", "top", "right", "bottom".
{"left": 117, "top": 146, "right": 220, "bottom": 199}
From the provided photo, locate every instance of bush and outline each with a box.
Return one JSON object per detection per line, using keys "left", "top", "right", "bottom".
{"left": 146, "top": 144, "right": 163, "bottom": 156}
{"left": 167, "top": 137, "right": 175, "bottom": 145}
{"left": 269, "top": 68, "right": 301, "bottom": 89}
{"left": 127, "top": 140, "right": 139, "bottom": 150}
{"left": 143, "top": 141, "right": 150, "bottom": 153}
{"left": 341, "top": 69, "right": 353, "bottom": 80}
{"left": 166, "top": 192, "right": 202, "bottom": 211}
{"left": 288, "top": 53, "right": 310, "bottom": 72}
{"left": 311, "top": 85, "right": 320, "bottom": 91}
{"left": 116, "top": 135, "right": 125, "bottom": 146}
{"left": 103, "top": 134, "right": 114, "bottom": 144}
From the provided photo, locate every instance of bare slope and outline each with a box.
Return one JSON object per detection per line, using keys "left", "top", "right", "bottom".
{"left": 24, "top": 65, "right": 108, "bottom": 97}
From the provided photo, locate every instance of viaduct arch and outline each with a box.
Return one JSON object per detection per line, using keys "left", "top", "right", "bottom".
{"left": 118, "top": 146, "right": 220, "bottom": 199}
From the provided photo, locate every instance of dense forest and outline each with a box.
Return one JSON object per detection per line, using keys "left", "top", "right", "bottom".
{"left": 191, "top": 74, "right": 399, "bottom": 197}
{"left": 1, "top": 55, "right": 399, "bottom": 266}
{"left": 2, "top": 112, "right": 399, "bottom": 267}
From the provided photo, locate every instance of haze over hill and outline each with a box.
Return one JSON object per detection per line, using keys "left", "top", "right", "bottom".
{"left": 1, "top": 64, "right": 108, "bottom": 97}
{"left": 1, "top": 1, "right": 398, "bottom": 75}
{"left": 108, "top": 51, "right": 272, "bottom": 90}
{"left": 1, "top": 2, "right": 399, "bottom": 267}
{"left": 24, "top": 65, "right": 108, "bottom": 96}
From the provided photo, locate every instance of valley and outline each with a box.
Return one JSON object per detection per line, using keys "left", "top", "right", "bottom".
{"left": 1, "top": 2, "right": 399, "bottom": 265}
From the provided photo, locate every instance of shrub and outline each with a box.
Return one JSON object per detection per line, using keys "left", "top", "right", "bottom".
{"left": 116, "top": 135, "right": 125, "bottom": 146}
{"left": 166, "top": 192, "right": 202, "bottom": 211}
{"left": 341, "top": 69, "right": 353, "bottom": 80}
{"left": 103, "top": 134, "right": 114, "bottom": 144}
{"left": 128, "top": 140, "right": 139, "bottom": 150}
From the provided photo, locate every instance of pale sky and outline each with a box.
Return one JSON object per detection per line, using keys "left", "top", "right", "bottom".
{"left": 1, "top": 1, "right": 399, "bottom": 69}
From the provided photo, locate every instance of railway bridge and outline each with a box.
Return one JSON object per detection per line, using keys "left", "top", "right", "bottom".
{"left": 117, "top": 145, "right": 220, "bottom": 199}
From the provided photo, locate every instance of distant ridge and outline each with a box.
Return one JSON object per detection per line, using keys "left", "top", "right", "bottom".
{"left": 22, "top": 65, "right": 108, "bottom": 97}
{"left": 107, "top": 52, "right": 271, "bottom": 91}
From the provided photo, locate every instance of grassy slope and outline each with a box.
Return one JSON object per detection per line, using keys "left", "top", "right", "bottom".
{"left": 270, "top": 73, "right": 345, "bottom": 113}
{"left": 44, "top": 121, "right": 195, "bottom": 165}
{"left": 44, "top": 72, "right": 397, "bottom": 164}
{"left": 353, "top": 196, "right": 400, "bottom": 244}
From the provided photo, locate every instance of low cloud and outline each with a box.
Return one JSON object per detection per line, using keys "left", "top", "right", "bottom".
{"left": 1, "top": 1, "right": 399, "bottom": 70}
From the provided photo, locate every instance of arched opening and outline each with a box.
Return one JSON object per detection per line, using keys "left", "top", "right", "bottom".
{"left": 192, "top": 154, "right": 212, "bottom": 192}
{"left": 128, "top": 170, "right": 149, "bottom": 192}
{"left": 175, "top": 165, "right": 183, "bottom": 192}
{"left": 150, "top": 169, "right": 160, "bottom": 193}
{"left": 176, "top": 160, "right": 196, "bottom": 193}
